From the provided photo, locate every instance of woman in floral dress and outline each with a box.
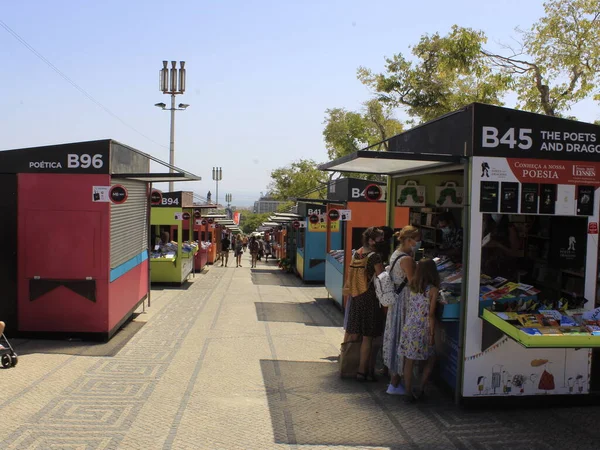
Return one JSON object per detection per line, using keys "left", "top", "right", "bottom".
{"left": 398, "top": 258, "right": 440, "bottom": 403}
{"left": 382, "top": 226, "right": 419, "bottom": 395}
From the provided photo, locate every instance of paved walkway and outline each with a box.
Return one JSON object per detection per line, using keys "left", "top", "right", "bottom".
{"left": 1, "top": 255, "right": 599, "bottom": 449}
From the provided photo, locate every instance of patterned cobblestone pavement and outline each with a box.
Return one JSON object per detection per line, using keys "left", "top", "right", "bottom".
{"left": 1, "top": 257, "right": 598, "bottom": 449}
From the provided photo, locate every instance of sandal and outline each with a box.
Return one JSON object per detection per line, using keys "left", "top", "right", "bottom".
{"left": 356, "top": 372, "right": 367, "bottom": 382}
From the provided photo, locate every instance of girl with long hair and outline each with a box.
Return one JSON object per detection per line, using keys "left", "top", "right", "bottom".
{"left": 398, "top": 258, "right": 440, "bottom": 403}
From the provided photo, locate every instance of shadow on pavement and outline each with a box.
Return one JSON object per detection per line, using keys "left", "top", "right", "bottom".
{"left": 260, "top": 359, "right": 412, "bottom": 448}
{"left": 255, "top": 302, "right": 339, "bottom": 327}
{"left": 10, "top": 318, "right": 145, "bottom": 357}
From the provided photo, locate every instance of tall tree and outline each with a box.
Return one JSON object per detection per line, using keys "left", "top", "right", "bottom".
{"left": 240, "top": 212, "right": 270, "bottom": 234}
{"left": 358, "top": 1, "right": 600, "bottom": 120}
{"left": 268, "top": 159, "right": 329, "bottom": 201}
{"left": 323, "top": 99, "right": 404, "bottom": 160}
{"left": 358, "top": 26, "right": 512, "bottom": 123}
{"left": 485, "top": 0, "right": 600, "bottom": 116}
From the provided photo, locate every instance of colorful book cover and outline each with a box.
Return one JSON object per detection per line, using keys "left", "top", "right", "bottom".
{"left": 585, "top": 325, "right": 600, "bottom": 336}
{"left": 559, "top": 315, "right": 577, "bottom": 327}
{"left": 518, "top": 315, "right": 543, "bottom": 327}
{"left": 520, "top": 327, "right": 542, "bottom": 336}
{"left": 539, "top": 327, "right": 563, "bottom": 336}
{"left": 536, "top": 314, "right": 559, "bottom": 327}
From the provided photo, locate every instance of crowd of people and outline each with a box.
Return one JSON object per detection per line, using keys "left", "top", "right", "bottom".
{"left": 342, "top": 219, "right": 463, "bottom": 404}
{"left": 219, "top": 233, "right": 272, "bottom": 268}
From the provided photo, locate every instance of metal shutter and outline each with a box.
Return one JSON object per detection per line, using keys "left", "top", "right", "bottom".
{"left": 110, "top": 179, "right": 148, "bottom": 269}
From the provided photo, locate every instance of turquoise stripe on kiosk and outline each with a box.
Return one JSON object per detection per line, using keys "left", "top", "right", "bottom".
{"left": 110, "top": 251, "right": 149, "bottom": 282}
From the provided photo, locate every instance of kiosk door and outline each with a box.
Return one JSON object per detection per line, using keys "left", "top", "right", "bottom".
{"left": 0, "top": 174, "right": 17, "bottom": 333}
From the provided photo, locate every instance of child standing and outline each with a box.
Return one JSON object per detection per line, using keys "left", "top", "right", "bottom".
{"left": 398, "top": 258, "right": 440, "bottom": 403}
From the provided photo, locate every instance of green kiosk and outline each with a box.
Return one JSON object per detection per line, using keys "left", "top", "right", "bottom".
{"left": 150, "top": 191, "right": 199, "bottom": 284}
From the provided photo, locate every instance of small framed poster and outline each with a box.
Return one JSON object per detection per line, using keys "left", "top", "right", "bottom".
{"left": 577, "top": 185, "right": 595, "bottom": 216}
{"left": 480, "top": 181, "right": 499, "bottom": 212}
{"left": 435, "top": 182, "right": 464, "bottom": 207}
{"left": 539, "top": 184, "right": 557, "bottom": 215}
{"left": 500, "top": 182, "right": 519, "bottom": 213}
{"left": 520, "top": 183, "right": 539, "bottom": 214}
{"left": 397, "top": 181, "right": 426, "bottom": 207}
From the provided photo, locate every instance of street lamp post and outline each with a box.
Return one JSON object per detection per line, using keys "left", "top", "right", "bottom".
{"left": 156, "top": 60, "right": 189, "bottom": 192}
{"left": 225, "top": 193, "right": 233, "bottom": 219}
{"left": 225, "top": 193, "right": 232, "bottom": 206}
{"left": 212, "top": 167, "right": 222, "bottom": 206}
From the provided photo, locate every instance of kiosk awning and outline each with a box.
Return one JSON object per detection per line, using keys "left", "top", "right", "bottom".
{"left": 319, "top": 150, "right": 464, "bottom": 176}
{"left": 112, "top": 172, "right": 200, "bottom": 182}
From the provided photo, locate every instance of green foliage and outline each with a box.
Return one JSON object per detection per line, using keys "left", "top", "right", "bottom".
{"left": 358, "top": 1, "right": 600, "bottom": 120}
{"left": 358, "top": 26, "right": 512, "bottom": 123}
{"left": 268, "top": 159, "right": 329, "bottom": 201}
{"left": 323, "top": 99, "right": 403, "bottom": 160}
{"left": 240, "top": 212, "right": 269, "bottom": 234}
{"left": 510, "top": 0, "right": 600, "bottom": 116}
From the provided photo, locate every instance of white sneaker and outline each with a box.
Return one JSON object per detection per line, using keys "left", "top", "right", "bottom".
{"left": 386, "top": 384, "right": 406, "bottom": 395}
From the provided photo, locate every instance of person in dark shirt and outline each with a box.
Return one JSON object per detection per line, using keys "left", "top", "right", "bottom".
{"left": 221, "top": 234, "right": 231, "bottom": 267}
{"left": 437, "top": 212, "right": 463, "bottom": 261}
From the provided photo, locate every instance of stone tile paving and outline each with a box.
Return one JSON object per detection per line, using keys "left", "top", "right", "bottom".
{"left": 0, "top": 255, "right": 598, "bottom": 449}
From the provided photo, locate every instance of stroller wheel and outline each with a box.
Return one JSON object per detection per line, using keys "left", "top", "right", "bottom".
{"left": 1, "top": 354, "right": 12, "bottom": 369}
{"left": 11, "top": 353, "right": 18, "bottom": 367}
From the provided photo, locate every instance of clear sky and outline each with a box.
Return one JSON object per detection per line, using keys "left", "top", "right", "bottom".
{"left": 1, "top": 1, "right": 597, "bottom": 206}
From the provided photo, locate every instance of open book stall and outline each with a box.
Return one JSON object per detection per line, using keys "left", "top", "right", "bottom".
{"left": 0, "top": 140, "right": 199, "bottom": 340}
{"left": 320, "top": 103, "right": 600, "bottom": 404}
{"left": 287, "top": 202, "right": 342, "bottom": 283}
{"left": 176, "top": 204, "right": 217, "bottom": 271}
{"left": 150, "top": 191, "right": 199, "bottom": 284}
{"left": 323, "top": 178, "right": 410, "bottom": 309}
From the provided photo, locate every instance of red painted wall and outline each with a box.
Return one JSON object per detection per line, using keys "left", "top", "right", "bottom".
{"left": 18, "top": 173, "right": 111, "bottom": 332}
{"left": 108, "top": 259, "right": 148, "bottom": 330}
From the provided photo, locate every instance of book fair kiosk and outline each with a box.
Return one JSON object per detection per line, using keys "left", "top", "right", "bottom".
{"left": 320, "top": 103, "right": 600, "bottom": 403}
{"left": 0, "top": 139, "right": 200, "bottom": 339}
{"left": 323, "top": 178, "right": 410, "bottom": 310}
{"left": 150, "top": 191, "right": 199, "bottom": 285}
{"left": 290, "top": 201, "right": 342, "bottom": 283}
{"left": 203, "top": 214, "right": 227, "bottom": 264}
{"left": 181, "top": 204, "right": 217, "bottom": 271}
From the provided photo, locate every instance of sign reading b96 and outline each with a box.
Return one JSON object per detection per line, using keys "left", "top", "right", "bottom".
{"left": 67, "top": 154, "right": 104, "bottom": 169}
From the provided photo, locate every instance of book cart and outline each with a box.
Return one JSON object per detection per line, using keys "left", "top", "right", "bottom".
{"left": 150, "top": 191, "right": 199, "bottom": 285}
{"left": 323, "top": 178, "right": 410, "bottom": 309}
{"left": 320, "top": 103, "right": 600, "bottom": 404}
{"left": 0, "top": 140, "right": 199, "bottom": 340}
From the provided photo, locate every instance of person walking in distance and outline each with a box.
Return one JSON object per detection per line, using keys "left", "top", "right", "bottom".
{"left": 234, "top": 236, "right": 244, "bottom": 267}
{"left": 249, "top": 236, "right": 259, "bottom": 268}
{"left": 220, "top": 233, "right": 231, "bottom": 267}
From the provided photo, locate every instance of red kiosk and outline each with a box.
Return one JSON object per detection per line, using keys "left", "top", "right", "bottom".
{"left": 182, "top": 205, "right": 218, "bottom": 271}
{"left": 0, "top": 139, "right": 200, "bottom": 340}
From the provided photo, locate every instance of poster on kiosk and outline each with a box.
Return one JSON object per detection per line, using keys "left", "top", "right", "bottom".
{"left": 463, "top": 106, "right": 600, "bottom": 398}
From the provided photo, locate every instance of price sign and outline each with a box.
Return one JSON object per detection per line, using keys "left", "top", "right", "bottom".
{"left": 364, "top": 184, "right": 383, "bottom": 202}
{"left": 150, "top": 189, "right": 162, "bottom": 206}
{"left": 109, "top": 185, "right": 128, "bottom": 204}
{"left": 328, "top": 209, "right": 340, "bottom": 221}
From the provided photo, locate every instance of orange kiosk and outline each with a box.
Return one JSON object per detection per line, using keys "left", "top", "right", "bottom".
{"left": 202, "top": 214, "right": 227, "bottom": 264}
{"left": 324, "top": 178, "right": 410, "bottom": 309}
{"left": 182, "top": 205, "right": 217, "bottom": 270}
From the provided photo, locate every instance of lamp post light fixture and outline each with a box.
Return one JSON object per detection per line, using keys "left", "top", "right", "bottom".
{"left": 212, "top": 167, "right": 222, "bottom": 206}
{"left": 156, "top": 60, "right": 188, "bottom": 192}
{"left": 225, "top": 193, "right": 232, "bottom": 206}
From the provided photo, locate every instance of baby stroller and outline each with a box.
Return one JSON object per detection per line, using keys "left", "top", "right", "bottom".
{"left": 1, "top": 333, "right": 18, "bottom": 368}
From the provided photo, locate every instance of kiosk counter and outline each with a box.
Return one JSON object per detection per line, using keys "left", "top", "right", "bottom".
{"left": 150, "top": 192, "right": 199, "bottom": 284}
{"left": 320, "top": 103, "right": 600, "bottom": 402}
{"left": 323, "top": 179, "right": 410, "bottom": 309}
{"left": 0, "top": 139, "right": 200, "bottom": 340}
